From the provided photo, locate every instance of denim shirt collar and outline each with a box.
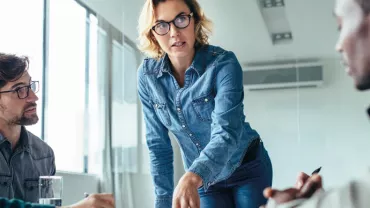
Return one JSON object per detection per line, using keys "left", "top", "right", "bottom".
{"left": 157, "top": 55, "right": 170, "bottom": 78}
{"left": 157, "top": 45, "right": 208, "bottom": 78}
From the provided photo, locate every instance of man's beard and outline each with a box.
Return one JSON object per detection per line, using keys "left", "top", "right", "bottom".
{"left": 13, "top": 114, "right": 39, "bottom": 126}
{"left": 356, "top": 74, "right": 370, "bottom": 90}
{"left": 10, "top": 103, "right": 39, "bottom": 126}
{"left": 342, "top": 54, "right": 370, "bottom": 91}
{"left": 355, "top": 56, "right": 370, "bottom": 91}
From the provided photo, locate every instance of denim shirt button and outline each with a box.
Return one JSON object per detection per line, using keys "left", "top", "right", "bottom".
{"left": 177, "top": 108, "right": 181, "bottom": 111}
{"left": 182, "top": 125, "right": 186, "bottom": 128}
{"left": 189, "top": 133, "right": 193, "bottom": 137}
{"left": 204, "top": 98, "right": 208, "bottom": 102}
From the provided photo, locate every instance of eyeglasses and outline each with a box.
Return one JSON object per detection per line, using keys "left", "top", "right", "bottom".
{"left": 0, "top": 81, "right": 39, "bottom": 99}
{"left": 152, "top": 13, "right": 194, "bottom": 36}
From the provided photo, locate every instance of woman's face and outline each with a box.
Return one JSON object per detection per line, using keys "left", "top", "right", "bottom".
{"left": 152, "top": 0, "right": 196, "bottom": 59}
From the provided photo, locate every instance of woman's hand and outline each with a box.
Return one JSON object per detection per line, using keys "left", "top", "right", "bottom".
{"left": 172, "top": 172, "right": 203, "bottom": 208}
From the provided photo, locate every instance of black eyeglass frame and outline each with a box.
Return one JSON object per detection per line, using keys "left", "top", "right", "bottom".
{"left": 0, "top": 81, "right": 39, "bottom": 99}
{"left": 151, "top": 12, "right": 194, "bottom": 36}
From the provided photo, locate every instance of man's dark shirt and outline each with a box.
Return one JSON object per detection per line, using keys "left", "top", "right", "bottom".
{"left": 0, "top": 126, "right": 55, "bottom": 203}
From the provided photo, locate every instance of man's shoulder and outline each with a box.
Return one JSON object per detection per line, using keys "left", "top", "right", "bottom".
{"left": 26, "top": 130, "right": 54, "bottom": 160}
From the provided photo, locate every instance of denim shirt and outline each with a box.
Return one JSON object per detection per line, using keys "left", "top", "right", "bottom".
{"left": 138, "top": 45, "right": 260, "bottom": 207}
{"left": 0, "top": 126, "right": 55, "bottom": 203}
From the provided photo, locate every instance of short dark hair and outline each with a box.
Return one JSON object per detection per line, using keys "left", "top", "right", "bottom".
{"left": 0, "top": 53, "right": 29, "bottom": 88}
{"left": 356, "top": 0, "right": 370, "bottom": 14}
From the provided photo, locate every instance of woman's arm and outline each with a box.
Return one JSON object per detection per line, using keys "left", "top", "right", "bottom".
{"left": 137, "top": 63, "right": 174, "bottom": 208}
{"left": 188, "top": 51, "right": 247, "bottom": 190}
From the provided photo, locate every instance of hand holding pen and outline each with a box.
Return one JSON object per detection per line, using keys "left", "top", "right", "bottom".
{"left": 293, "top": 166, "right": 321, "bottom": 190}
{"left": 294, "top": 167, "right": 323, "bottom": 198}
{"left": 261, "top": 167, "right": 323, "bottom": 207}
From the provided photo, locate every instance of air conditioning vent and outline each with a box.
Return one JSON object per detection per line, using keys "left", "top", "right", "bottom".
{"left": 243, "top": 60, "right": 323, "bottom": 90}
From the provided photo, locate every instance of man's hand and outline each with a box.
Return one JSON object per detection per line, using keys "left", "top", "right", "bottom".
{"left": 261, "top": 172, "right": 323, "bottom": 207}
{"left": 172, "top": 172, "right": 203, "bottom": 208}
{"left": 67, "top": 193, "right": 115, "bottom": 208}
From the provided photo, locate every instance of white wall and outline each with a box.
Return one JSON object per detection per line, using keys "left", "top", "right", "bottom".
{"left": 80, "top": 0, "right": 123, "bottom": 31}
{"left": 81, "top": 0, "right": 144, "bottom": 42}
{"left": 122, "top": 0, "right": 145, "bottom": 42}
{"left": 56, "top": 171, "right": 99, "bottom": 205}
{"left": 244, "top": 58, "right": 370, "bottom": 189}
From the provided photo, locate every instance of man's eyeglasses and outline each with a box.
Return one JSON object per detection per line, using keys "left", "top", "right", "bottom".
{"left": 152, "top": 13, "right": 194, "bottom": 36}
{"left": 0, "top": 81, "right": 39, "bottom": 99}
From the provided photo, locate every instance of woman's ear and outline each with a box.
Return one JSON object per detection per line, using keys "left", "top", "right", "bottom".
{"left": 150, "top": 32, "right": 157, "bottom": 43}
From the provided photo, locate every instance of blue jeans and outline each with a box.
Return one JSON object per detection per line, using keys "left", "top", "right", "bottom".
{"left": 198, "top": 142, "right": 273, "bottom": 208}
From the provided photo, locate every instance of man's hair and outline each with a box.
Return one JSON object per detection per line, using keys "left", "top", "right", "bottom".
{"left": 0, "top": 53, "right": 29, "bottom": 88}
{"left": 356, "top": 0, "right": 370, "bottom": 14}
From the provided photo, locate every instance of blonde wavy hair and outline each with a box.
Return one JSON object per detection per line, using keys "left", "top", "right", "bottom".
{"left": 137, "top": 0, "right": 213, "bottom": 59}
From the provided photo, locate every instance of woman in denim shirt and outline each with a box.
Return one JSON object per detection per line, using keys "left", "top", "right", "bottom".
{"left": 137, "top": 0, "right": 273, "bottom": 207}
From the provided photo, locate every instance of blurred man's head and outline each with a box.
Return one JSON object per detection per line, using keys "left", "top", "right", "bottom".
{"left": 335, "top": 0, "right": 370, "bottom": 90}
{"left": 0, "top": 53, "right": 39, "bottom": 126}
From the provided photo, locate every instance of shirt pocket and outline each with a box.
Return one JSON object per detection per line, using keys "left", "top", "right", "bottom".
{"left": 24, "top": 178, "right": 39, "bottom": 203}
{"left": 192, "top": 93, "right": 215, "bottom": 122}
{"left": 151, "top": 101, "right": 172, "bottom": 126}
{"left": 0, "top": 175, "right": 11, "bottom": 197}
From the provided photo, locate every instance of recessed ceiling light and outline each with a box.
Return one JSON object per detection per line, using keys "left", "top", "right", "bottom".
{"left": 262, "top": 0, "right": 285, "bottom": 8}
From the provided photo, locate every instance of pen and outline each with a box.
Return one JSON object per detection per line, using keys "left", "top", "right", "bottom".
{"left": 311, "top": 166, "right": 321, "bottom": 175}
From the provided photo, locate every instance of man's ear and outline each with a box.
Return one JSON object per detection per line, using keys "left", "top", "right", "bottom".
{"left": 361, "top": 14, "right": 370, "bottom": 36}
